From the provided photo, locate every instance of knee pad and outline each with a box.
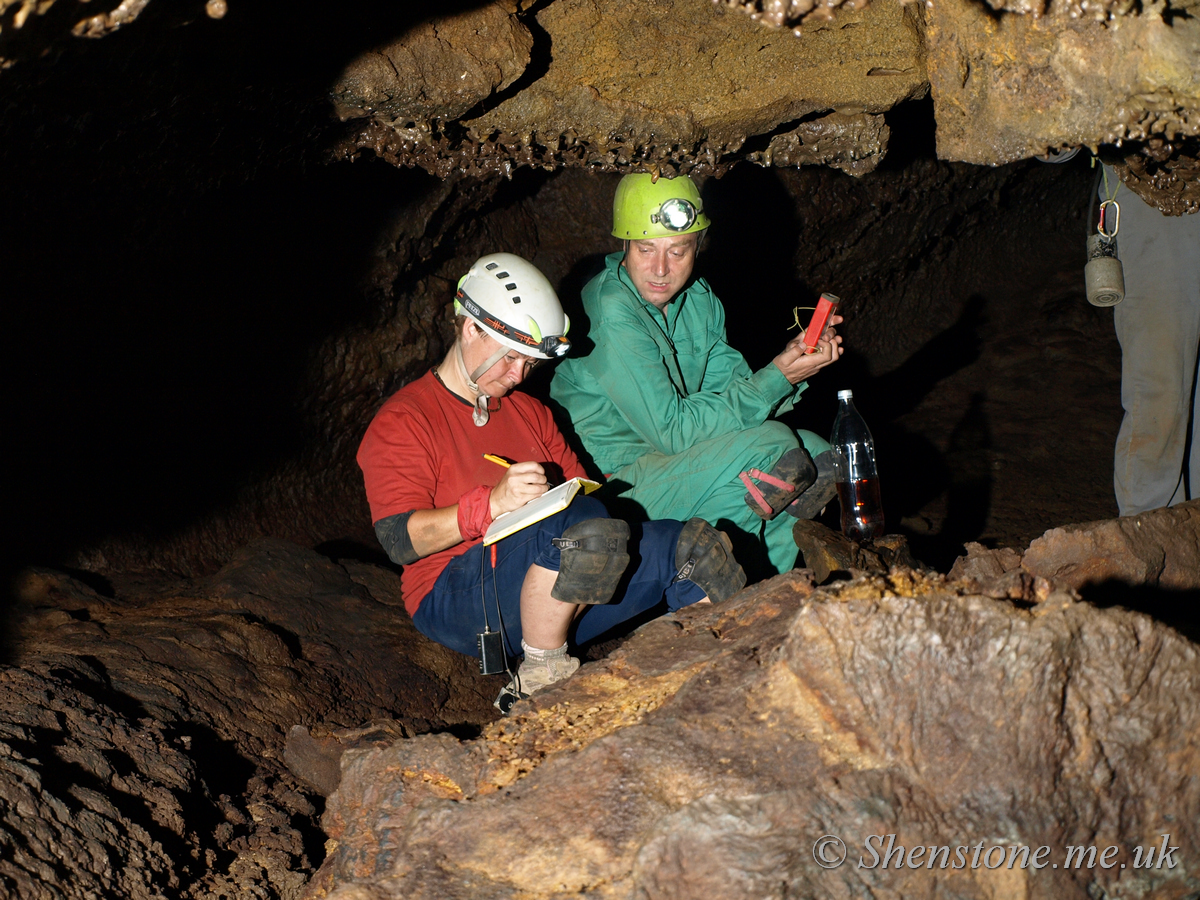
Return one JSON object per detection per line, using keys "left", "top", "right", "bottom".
{"left": 742, "top": 445, "right": 817, "bottom": 519}
{"left": 550, "top": 518, "right": 631, "bottom": 605}
{"left": 673, "top": 518, "right": 747, "bottom": 603}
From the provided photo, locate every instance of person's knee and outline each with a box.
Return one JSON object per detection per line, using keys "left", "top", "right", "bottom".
{"left": 557, "top": 494, "right": 608, "bottom": 527}
{"left": 674, "top": 518, "right": 747, "bottom": 603}
{"left": 796, "top": 428, "right": 831, "bottom": 458}
{"left": 739, "top": 421, "right": 798, "bottom": 468}
{"left": 550, "top": 518, "right": 631, "bottom": 605}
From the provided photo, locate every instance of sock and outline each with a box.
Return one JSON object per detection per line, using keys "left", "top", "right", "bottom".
{"left": 521, "top": 640, "right": 568, "bottom": 661}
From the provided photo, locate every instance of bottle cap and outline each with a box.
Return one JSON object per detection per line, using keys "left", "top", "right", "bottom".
{"left": 837, "top": 389, "right": 853, "bottom": 400}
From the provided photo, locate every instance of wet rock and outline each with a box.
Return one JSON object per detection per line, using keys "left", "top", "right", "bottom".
{"left": 306, "top": 569, "right": 1200, "bottom": 899}
{"left": 745, "top": 110, "right": 890, "bottom": 175}
{"left": 926, "top": 0, "right": 1200, "bottom": 167}
{"left": 1112, "top": 140, "right": 1200, "bottom": 216}
{"left": 338, "top": 0, "right": 925, "bottom": 177}
{"left": 1021, "top": 499, "right": 1200, "bottom": 592}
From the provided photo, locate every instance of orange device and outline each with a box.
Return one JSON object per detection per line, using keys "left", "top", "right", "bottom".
{"left": 803, "top": 293, "right": 840, "bottom": 351}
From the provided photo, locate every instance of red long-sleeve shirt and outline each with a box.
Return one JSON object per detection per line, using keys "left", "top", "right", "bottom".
{"left": 357, "top": 370, "right": 586, "bottom": 615}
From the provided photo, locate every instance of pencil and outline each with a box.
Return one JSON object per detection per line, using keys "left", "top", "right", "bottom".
{"left": 483, "top": 453, "right": 512, "bottom": 468}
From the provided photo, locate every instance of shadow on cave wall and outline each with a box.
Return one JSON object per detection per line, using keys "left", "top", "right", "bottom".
{"left": 0, "top": 1, "right": 498, "bottom": 588}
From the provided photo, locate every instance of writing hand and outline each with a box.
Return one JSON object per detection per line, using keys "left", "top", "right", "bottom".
{"left": 489, "top": 461, "right": 549, "bottom": 517}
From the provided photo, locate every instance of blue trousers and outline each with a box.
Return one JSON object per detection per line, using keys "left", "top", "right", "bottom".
{"left": 411, "top": 495, "right": 705, "bottom": 658}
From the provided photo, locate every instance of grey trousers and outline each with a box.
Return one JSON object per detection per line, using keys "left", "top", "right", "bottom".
{"left": 1104, "top": 167, "right": 1200, "bottom": 515}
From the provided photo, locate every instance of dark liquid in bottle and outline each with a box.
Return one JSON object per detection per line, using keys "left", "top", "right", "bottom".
{"left": 836, "top": 477, "right": 884, "bottom": 542}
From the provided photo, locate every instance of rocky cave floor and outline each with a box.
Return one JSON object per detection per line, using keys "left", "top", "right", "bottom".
{"left": 2, "top": 154, "right": 1188, "bottom": 900}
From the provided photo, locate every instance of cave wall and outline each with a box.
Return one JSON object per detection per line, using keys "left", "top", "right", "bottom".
{"left": 0, "top": 0, "right": 1180, "bottom": 583}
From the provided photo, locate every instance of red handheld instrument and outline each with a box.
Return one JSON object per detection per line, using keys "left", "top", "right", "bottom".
{"left": 802, "top": 293, "right": 840, "bottom": 352}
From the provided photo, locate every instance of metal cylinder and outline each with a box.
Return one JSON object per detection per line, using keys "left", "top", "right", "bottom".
{"left": 1085, "top": 235, "right": 1125, "bottom": 307}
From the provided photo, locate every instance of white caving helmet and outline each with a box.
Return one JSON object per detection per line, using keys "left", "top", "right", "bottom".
{"left": 453, "top": 252, "right": 571, "bottom": 425}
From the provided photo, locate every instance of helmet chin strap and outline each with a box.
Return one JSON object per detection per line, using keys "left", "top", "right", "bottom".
{"left": 455, "top": 340, "right": 509, "bottom": 426}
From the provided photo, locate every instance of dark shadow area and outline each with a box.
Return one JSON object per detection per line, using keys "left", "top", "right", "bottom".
{"left": 701, "top": 164, "right": 818, "bottom": 373}
{"left": 878, "top": 94, "right": 938, "bottom": 172}
{"left": 1080, "top": 582, "right": 1200, "bottom": 644}
{"left": 1, "top": 0, "right": 499, "bottom": 591}
{"left": 315, "top": 539, "right": 396, "bottom": 569}
{"left": 2, "top": 156, "right": 423, "bottom": 581}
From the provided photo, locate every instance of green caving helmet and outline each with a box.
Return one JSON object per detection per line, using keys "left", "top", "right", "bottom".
{"left": 611, "top": 173, "right": 711, "bottom": 240}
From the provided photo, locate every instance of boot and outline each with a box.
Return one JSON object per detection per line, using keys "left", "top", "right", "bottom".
{"left": 493, "top": 641, "right": 580, "bottom": 716}
{"left": 786, "top": 449, "right": 838, "bottom": 519}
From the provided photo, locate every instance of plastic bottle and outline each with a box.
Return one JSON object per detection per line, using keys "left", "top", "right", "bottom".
{"left": 829, "top": 389, "right": 885, "bottom": 542}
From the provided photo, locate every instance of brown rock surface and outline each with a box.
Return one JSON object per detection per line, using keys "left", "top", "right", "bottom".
{"left": 306, "top": 570, "right": 1200, "bottom": 899}
{"left": 792, "top": 518, "right": 924, "bottom": 582}
{"left": 925, "top": 0, "right": 1200, "bottom": 164}
{"left": 1112, "top": 142, "right": 1200, "bottom": 216}
{"left": 1021, "top": 499, "right": 1200, "bottom": 592}
{"left": 338, "top": 0, "right": 926, "bottom": 177}
{"left": 331, "top": 4, "right": 534, "bottom": 124}
{"left": 1, "top": 539, "right": 501, "bottom": 898}
{"left": 744, "top": 110, "right": 892, "bottom": 175}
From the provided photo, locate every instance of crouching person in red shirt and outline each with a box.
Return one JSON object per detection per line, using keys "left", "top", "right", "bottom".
{"left": 357, "top": 253, "right": 745, "bottom": 714}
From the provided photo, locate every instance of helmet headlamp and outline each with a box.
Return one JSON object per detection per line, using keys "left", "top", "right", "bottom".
{"left": 650, "top": 198, "right": 698, "bottom": 232}
{"left": 542, "top": 335, "right": 571, "bottom": 358}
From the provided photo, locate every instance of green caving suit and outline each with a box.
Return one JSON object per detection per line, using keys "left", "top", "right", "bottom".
{"left": 550, "top": 252, "right": 829, "bottom": 576}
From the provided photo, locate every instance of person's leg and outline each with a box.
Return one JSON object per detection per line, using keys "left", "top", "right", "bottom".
{"left": 519, "top": 565, "right": 579, "bottom": 650}
{"left": 614, "top": 421, "right": 802, "bottom": 576}
{"left": 412, "top": 495, "right": 611, "bottom": 657}
{"left": 796, "top": 429, "right": 830, "bottom": 457}
{"left": 786, "top": 428, "right": 837, "bottom": 520}
{"left": 1108, "top": 174, "right": 1200, "bottom": 515}
{"left": 572, "top": 518, "right": 707, "bottom": 646}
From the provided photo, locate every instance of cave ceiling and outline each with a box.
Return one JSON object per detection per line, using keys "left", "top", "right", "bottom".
{"left": 2, "top": 0, "right": 1197, "bottom": 206}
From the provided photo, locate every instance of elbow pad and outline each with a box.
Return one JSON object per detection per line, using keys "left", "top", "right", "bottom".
{"left": 374, "top": 512, "right": 419, "bottom": 565}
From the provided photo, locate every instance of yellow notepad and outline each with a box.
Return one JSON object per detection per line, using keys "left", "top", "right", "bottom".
{"left": 483, "top": 477, "right": 602, "bottom": 545}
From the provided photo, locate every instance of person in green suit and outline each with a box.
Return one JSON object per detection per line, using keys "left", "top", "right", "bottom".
{"left": 550, "top": 173, "right": 844, "bottom": 577}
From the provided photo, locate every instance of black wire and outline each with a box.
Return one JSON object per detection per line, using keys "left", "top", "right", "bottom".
{"left": 1087, "top": 160, "right": 1103, "bottom": 239}
{"left": 491, "top": 545, "right": 519, "bottom": 688}
{"left": 479, "top": 544, "right": 491, "bottom": 632}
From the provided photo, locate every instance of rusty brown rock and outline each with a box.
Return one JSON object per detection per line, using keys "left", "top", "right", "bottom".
{"left": 339, "top": 0, "right": 925, "bottom": 177}
{"left": 926, "top": 0, "right": 1200, "bottom": 166}
{"left": 792, "top": 518, "right": 923, "bottom": 582}
{"left": 1021, "top": 499, "right": 1200, "bottom": 592}
{"left": 309, "top": 568, "right": 1200, "bottom": 899}
{"left": 1, "top": 539, "right": 503, "bottom": 898}
{"left": 331, "top": 3, "right": 533, "bottom": 124}
{"left": 947, "top": 540, "right": 1024, "bottom": 581}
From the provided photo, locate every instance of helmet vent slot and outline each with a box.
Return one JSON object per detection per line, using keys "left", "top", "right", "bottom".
{"left": 512, "top": 296, "right": 521, "bottom": 304}
{"left": 485, "top": 262, "right": 499, "bottom": 270}
{"left": 505, "top": 283, "right": 517, "bottom": 291}
{"left": 495, "top": 271, "right": 510, "bottom": 278}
